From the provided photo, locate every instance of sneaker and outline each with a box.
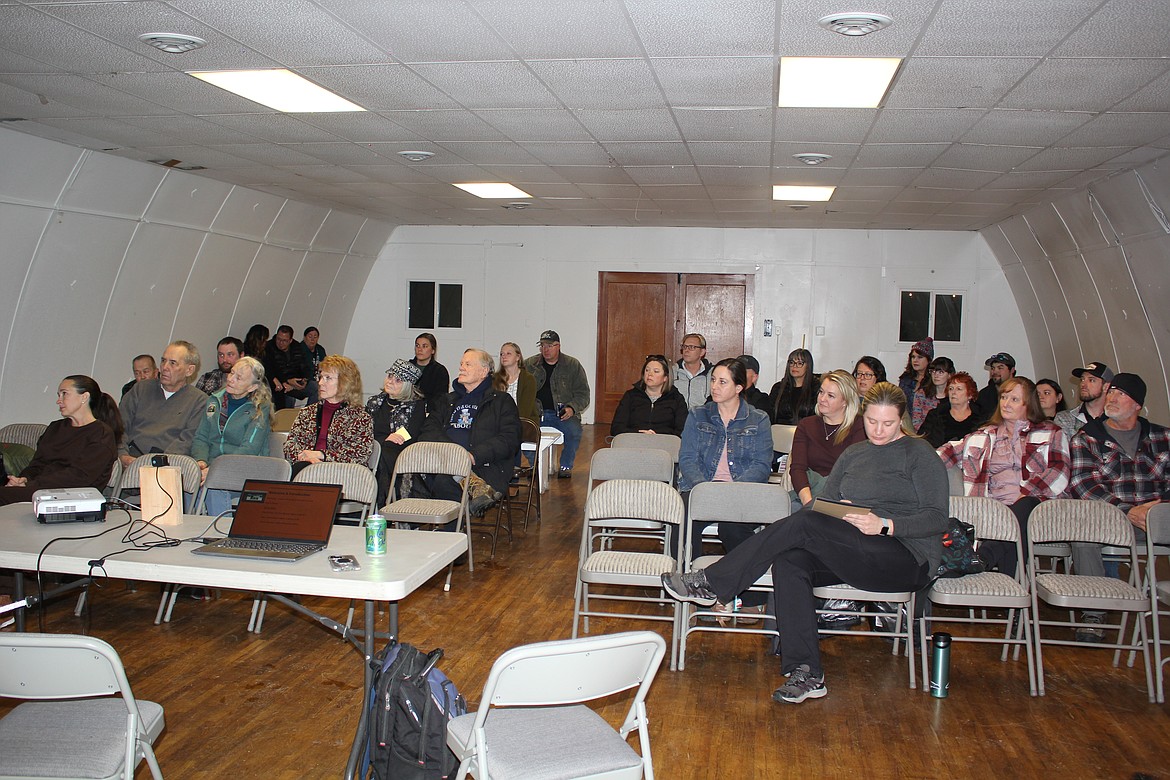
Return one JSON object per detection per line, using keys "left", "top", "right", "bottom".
{"left": 773, "top": 664, "right": 827, "bottom": 704}
{"left": 1075, "top": 612, "right": 1106, "bottom": 643}
{"left": 661, "top": 570, "right": 718, "bottom": 606}
{"left": 558, "top": 467, "right": 573, "bottom": 479}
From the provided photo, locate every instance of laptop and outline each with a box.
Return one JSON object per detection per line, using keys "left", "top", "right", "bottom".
{"left": 192, "top": 479, "right": 343, "bottom": 562}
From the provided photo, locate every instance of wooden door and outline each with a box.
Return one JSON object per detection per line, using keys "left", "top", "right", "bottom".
{"left": 595, "top": 272, "right": 753, "bottom": 424}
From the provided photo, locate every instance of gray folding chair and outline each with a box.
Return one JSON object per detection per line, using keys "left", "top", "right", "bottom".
{"left": 447, "top": 631, "right": 666, "bottom": 780}
{"left": 268, "top": 430, "right": 287, "bottom": 458}
{"left": 118, "top": 453, "right": 202, "bottom": 513}
{"left": 587, "top": 447, "right": 676, "bottom": 551}
{"left": 381, "top": 442, "right": 473, "bottom": 592}
{"left": 0, "top": 422, "right": 48, "bottom": 448}
{"left": 154, "top": 454, "right": 294, "bottom": 625}
{"left": 678, "top": 481, "right": 789, "bottom": 670}
{"left": 1028, "top": 499, "right": 1154, "bottom": 701}
{"left": 1147, "top": 504, "right": 1170, "bottom": 703}
{"left": 611, "top": 432, "right": 682, "bottom": 464}
{"left": 572, "top": 479, "right": 685, "bottom": 670}
{"left": 768, "top": 424, "right": 796, "bottom": 489}
{"left": 920, "top": 496, "right": 1036, "bottom": 695}
{"left": 812, "top": 581, "right": 918, "bottom": 689}
{"left": 0, "top": 633, "right": 165, "bottom": 780}
{"left": 104, "top": 457, "right": 123, "bottom": 498}
{"left": 293, "top": 461, "right": 377, "bottom": 521}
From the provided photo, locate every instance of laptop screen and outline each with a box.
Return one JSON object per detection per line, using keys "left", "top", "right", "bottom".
{"left": 228, "top": 479, "right": 343, "bottom": 544}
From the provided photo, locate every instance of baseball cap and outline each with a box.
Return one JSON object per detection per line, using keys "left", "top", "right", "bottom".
{"left": 1108, "top": 373, "right": 1146, "bottom": 406}
{"left": 737, "top": 354, "right": 760, "bottom": 373}
{"left": 538, "top": 330, "right": 560, "bottom": 344}
{"left": 1071, "top": 361, "right": 1114, "bottom": 382}
{"left": 984, "top": 352, "right": 1016, "bottom": 369}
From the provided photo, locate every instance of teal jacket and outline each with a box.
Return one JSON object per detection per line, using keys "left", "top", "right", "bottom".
{"left": 190, "top": 391, "right": 272, "bottom": 464}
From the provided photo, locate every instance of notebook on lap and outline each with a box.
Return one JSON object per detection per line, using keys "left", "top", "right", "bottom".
{"left": 192, "top": 479, "right": 343, "bottom": 562}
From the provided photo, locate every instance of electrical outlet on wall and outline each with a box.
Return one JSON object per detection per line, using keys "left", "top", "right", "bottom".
{"left": 764, "top": 319, "right": 773, "bottom": 337}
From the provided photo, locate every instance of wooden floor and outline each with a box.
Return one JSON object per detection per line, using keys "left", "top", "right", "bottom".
{"left": 4, "top": 425, "right": 1170, "bottom": 779}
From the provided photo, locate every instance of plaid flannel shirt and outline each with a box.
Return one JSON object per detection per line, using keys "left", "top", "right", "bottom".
{"left": 937, "top": 420, "right": 1070, "bottom": 500}
{"left": 1068, "top": 416, "right": 1170, "bottom": 513}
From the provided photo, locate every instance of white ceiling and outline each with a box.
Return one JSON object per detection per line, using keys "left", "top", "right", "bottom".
{"left": 1, "top": 0, "right": 1168, "bottom": 230}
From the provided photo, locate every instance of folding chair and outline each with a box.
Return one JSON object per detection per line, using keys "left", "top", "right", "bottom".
{"left": 270, "top": 407, "right": 300, "bottom": 432}
{"left": 920, "top": 496, "right": 1036, "bottom": 695}
{"left": 1147, "top": 503, "right": 1170, "bottom": 703}
{"left": 104, "top": 457, "right": 123, "bottom": 498}
{"left": 154, "top": 454, "right": 293, "bottom": 625}
{"left": 768, "top": 424, "right": 796, "bottom": 489}
{"left": 1028, "top": 499, "right": 1154, "bottom": 701}
{"left": 611, "top": 432, "right": 682, "bottom": 464}
{"left": 0, "top": 633, "right": 165, "bottom": 780}
{"left": 0, "top": 422, "right": 48, "bottom": 449}
{"left": 572, "top": 479, "right": 685, "bottom": 670}
{"left": 678, "top": 481, "right": 788, "bottom": 670}
{"left": 448, "top": 631, "right": 666, "bottom": 780}
{"left": 812, "top": 582, "right": 918, "bottom": 689}
{"left": 268, "top": 430, "right": 287, "bottom": 458}
{"left": 586, "top": 447, "right": 676, "bottom": 552}
{"left": 381, "top": 442, "right": 473, "bottom": 592}
{"left": 118, "top": 453, "right": 202, "bottom": 513}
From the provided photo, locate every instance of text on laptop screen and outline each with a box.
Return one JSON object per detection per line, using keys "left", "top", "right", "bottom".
{"left": 230, "top": 480, "right": 342, "bottom": 543}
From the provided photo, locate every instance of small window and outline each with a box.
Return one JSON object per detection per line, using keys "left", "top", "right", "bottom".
{"left": 900, "top": 291, "right": 963, "bottom": 343}
{"left": 408, "top": 281, "right": 464, "bottom": 329}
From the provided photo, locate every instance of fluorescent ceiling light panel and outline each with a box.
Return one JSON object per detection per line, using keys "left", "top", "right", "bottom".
{"left": 453, "top": 182, "right": 533, "bottom": 199}
{"left": 187, "top": 69, "right": 365, "bottom": 112}
{"left": 773, "top": 185, "right": 836, "bottom": 201}
{"left": 778, "top": 57, "right": 901, "bottom": 108}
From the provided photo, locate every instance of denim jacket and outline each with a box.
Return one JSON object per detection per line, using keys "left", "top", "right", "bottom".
{"left": 677, "top": 399, "right": 773, "bottom": 492}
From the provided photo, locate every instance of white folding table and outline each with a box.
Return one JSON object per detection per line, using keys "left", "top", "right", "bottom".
{"left": 0, "top": 503, "right": 465, "bottom": 779}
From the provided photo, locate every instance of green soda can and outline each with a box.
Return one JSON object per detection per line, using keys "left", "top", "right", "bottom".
{"left": 365, "top": 513, "right": 387, "bottom": 556}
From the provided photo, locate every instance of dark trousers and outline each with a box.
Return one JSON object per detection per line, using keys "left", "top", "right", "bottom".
{"left": 702, "top": 508, "right": 930, "bottom": 676}
{"left": 977, "top": 495, "right": 1041, "bottom": 578}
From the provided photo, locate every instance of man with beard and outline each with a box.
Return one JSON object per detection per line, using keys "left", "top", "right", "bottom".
{"left": 975, "top": 352, "right": 1016, "bottom": 420}
{"left": 195, "top": 337, "right": 243, "bottom": 395}
{"left": 1054, "top": 361, "right": 1113, "bottom": 439}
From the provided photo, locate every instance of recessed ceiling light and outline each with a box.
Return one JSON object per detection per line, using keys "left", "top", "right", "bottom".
{"left": 453, "top": 183, "right": 533, "bottom": 199}
{"left": 187, "top": 69, "right": 365, "bottom": 113}
{"left": 773, "top": 185, "right": 835, "bottom": 202}
{"left": 502, "top": 202, "right": 529, "bottom": 210}
{"left": 818, "top": 13, "right": 893, "bottom": 37}
{"left": 793, "top": 153, "right": 833, "bottom": 165}
{"left": 397, "top": 150, "right": 435, "bottom": 162}
{"left": 778, "top": 57, "right": 901, "bottom": 108}
{"left": 138, "top": 33, "right": 207, "bottom": 54}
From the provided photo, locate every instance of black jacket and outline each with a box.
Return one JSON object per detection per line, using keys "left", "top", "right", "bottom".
{"left": 609, "top": 386, "right": 689, "bottom": 437}
{"left": 425, "top": 384, "right": 521, "bottom": 494}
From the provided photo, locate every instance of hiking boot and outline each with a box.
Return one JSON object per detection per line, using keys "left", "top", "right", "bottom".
{"left": 1075, "top": 612, "right": 1106, "bottom": 643}
{"left": 661, "top": 570, "right": 717, "bottom": 606}
{"left": 773, "top": 664, "right": 827, "bottom": 704}
{"left": 468, "top": 491, "right": 501, "bottom": 517}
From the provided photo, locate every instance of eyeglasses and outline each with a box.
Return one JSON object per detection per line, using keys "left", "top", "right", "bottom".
{"left": 788, "top": 359, "right": 806, "bottom": 366}
{"left": 853, "top": 371, "right": 876, "bottom": 379}
{"left": 680, "top": 344, "right": 704, "bottom": 351}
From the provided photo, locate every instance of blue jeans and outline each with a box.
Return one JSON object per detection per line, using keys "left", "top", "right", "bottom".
{"left": 204, "top": 488, "right": 238, "bottom": 517}
{"left": 541, "top": 409, "right": 582, "bottom": 471}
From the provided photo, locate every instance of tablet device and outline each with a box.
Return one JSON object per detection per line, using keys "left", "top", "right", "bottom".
{"left": 811, "top": 497, "right": 871, "bottom": 519}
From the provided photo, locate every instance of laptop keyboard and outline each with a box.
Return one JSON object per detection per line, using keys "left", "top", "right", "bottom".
{"left": 216, "top": 538, "right": 320, "bottom": 555}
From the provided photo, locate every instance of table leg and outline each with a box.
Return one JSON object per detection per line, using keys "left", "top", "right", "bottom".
{"left": 13, "top": 571, "right": 24, "bottom": 632}
{"left": 344, "top": 600, "right": 378, "bottom": 780}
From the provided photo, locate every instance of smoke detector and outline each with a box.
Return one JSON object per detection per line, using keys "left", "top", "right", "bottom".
{"left": 793, "top": 152, "right": 832, "bottom": 166}
{"left": 137, "top": 33, "right": 207, "bottom": 54}
{"left": 397, "top": 150, "right": 436, "bottom": 162}
{"left": 818, "top": 13, "right": 893, "bottom": 36}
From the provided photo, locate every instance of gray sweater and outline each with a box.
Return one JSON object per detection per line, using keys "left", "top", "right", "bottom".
{"left": 118, "top": 382, "right": 209, "bottom": 458}
{"left": 820, "top": 435, "right": 950, "bottom": 573}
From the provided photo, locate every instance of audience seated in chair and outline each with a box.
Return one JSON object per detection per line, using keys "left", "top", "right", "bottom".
{"left": 282, "top": 355, "right": 373, "bottom": 479}
{"left": 1, "top": 375, "right": 122, "bottom": 505}
{"left": 366, "top": 359, "right": 428, "bottom": 507}
{"left": 121, "top": 353, "right": 158, "bottom": 397}
{"left": 118, "top": 340, "right": 207, "bottom": 469}
{"left": 263, "top": 325, "right": 312, "bottom": 409}
{"left": 195, "top": 336, "right": 243, "bottom": 396}
{"left": 191, "top": 356, "right": 274, "bottom": 516}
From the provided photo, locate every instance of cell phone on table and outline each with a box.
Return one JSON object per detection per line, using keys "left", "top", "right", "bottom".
{"left": 329, "top": 555, "right": 361, "bottom": 572}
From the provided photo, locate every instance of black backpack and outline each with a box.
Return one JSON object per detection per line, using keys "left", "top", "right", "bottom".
{"left": 365, "top": 640, "right": 467, "bottom": 780}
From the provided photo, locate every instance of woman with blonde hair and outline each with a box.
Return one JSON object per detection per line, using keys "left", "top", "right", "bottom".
{"left": 493, "top": 342, "right": 539, "bottom": 423}
{"left": 284, "top": 355, "right": 373, "bottom": 477}
{"left": 192, "top": 356, "right": 273, "bottom": 515}
{"left": 788, "top": 369, "right": 866, "bottom": 510}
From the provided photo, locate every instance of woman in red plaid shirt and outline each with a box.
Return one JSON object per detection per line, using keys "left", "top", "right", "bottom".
{"left": 937, "top": 376, "right": 1070, "bottom": 576}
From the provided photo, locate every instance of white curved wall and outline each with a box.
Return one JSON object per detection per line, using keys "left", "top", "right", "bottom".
{"left": 0, "top": 126, "right": 393, "bottom": 423}
{"left": 982, "top": 152, "right": 1170, "bottom": 423}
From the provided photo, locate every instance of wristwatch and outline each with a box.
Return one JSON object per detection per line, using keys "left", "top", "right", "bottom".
{"left": 879, "top": 518, "right": 891, "bottom": 536}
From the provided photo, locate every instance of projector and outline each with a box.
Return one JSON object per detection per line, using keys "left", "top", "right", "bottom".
{"left": 32, "top": 487, "right": 107, "bottom": 524}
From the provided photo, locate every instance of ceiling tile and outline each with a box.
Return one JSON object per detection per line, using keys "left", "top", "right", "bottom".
{"left": 298, "top": 65, "right": 461, "bottom": 111}
{"left": 624, "top": 0, "right": 775, "bottom": 57}
{"left": 1016, "top": 146, "right": 1134, "bottom": 171}
{"left": 855, "top": 143, "right": 950, "bottom": 167}
{"left": 474, "top": 108, "right": 593, "bottom": 141}
{"left": 203, "top": 113, "right": 343, "bottom": 143}
{"left": 472, "top": 0, "right": 642, "bottom": 58}
{"left": 32, "top": 116, "right": 182, "bottom": 148}
{"left": 961, "top": 109, "right": 1093, "bottom": 146}
{"left": 986, "top": 170, "right": 1080, "bottom": 188}
{"left": 839, "top": 167, "right": 922, "bottom": 186}
{"left": 528, "top": 59, "right": 665, "bottom": 110}
{"left": 549, "top": 165, "right": 636, "bottom": 184}
{"left": 572, "top": 108, "right": 682, "bottom": 142}
{"left": 776, "top": 0, "right": 933, "bottom": 57}
{"left": 775, "top": 109, "right": 875, "bottom": 144}
{"left": 885, "top": 57, "right": 1039, "bottom": 110}
{"left": 408, "top": 61, "right": 560, "bottom": 109}
{"left": 1054, "top": 0, "right": 1170, "bottom": 57}
{"left": 522, "top": 142, "right": 614, "bottom": 165}
{"left": 382, "top": 110, "right": 510, "bottom": 142}
{"left": 318, "top": 0, "right": 513, "bottom": 62}
{"left": 1112, "top": 70, "right": 1170, "bottom": 111}
{"left": 867, "top": 109, "right": 981, "bottom": 143}
{"left": 209, "top": 143, "right": 333, "bottom": 166}
{"left": 913, "top": 0, "right": 1103, "bottom": 56}
{"left": 0, "top": 72, "right": 174, "bottom": 116}
{"left": 911, "top": 168, "right": 1002, "bottom": 188}
{"left": 622, "top": 166, "right": 703, "bottom": 185}
{"left": 602, "top": 141, "right": 691, "bottom": 166}
{"left": 650, "top": 57, "right": 774, "bottom": 107}
{"left": 0, "top": 4, "right": 163, "bottom": 72}
{"left": 931, "top": 143, "right": 1042, "bottom": 171}
{"left": 696, "top": 166, "right": 772, "bottom": 185}
{"left": 479, "top": 165, "right": 570, "bottom": 183}
{"left": 687, "top": 142, "right": 771, "bottom": 166}
{"left": 433, "top": 141, "right": 541, "bottom": 165}
{"left": 1000, "top": 58, "right": 1170, "bottom": 112}
{"left": 675, "top": 108, "right": 773, "bottom": 142}
{"left": 1055, "top": 113, "right": 1170, "bottom": 147}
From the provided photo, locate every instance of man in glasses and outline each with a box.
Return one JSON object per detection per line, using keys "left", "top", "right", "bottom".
{"left": 674, "top": 333, "right": 713, "bottom": 410}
